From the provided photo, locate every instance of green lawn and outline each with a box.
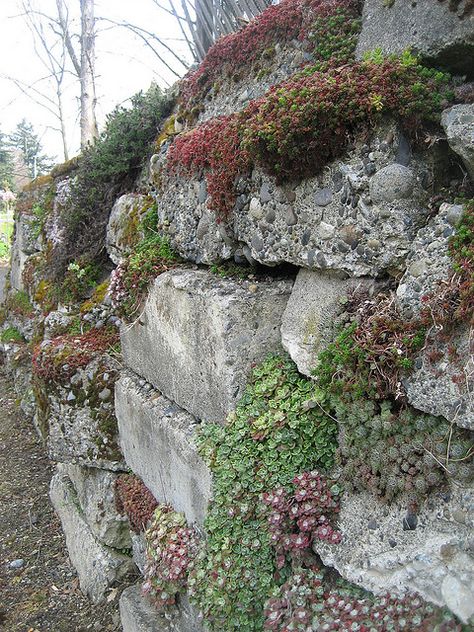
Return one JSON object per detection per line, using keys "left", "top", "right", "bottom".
{"left": 0, "top": 211, "right": 14, "bottom": 259}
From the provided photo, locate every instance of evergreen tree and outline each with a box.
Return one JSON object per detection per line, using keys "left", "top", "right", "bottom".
{"left": 0, "top": 128, "right": 14, "bottom": 189}
{"left": 7, "top": 119, "right": 55, "bottom": 178}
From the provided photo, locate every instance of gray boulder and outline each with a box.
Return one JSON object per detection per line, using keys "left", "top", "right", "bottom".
{"left": 281, "top": 269, "right": 381, "bottom": 376}
{"left": 356, "top": 0, "right": 474, "bottom": 77}
{"left": 121, "top": 269, "right": 293, "bottom": 424}
{"left": 442, "top": 104, "right": 474, "bottom": 182}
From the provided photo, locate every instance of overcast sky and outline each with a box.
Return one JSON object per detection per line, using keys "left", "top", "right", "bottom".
{"left": 0, "top": 0, "right": 192, "bottom": 161}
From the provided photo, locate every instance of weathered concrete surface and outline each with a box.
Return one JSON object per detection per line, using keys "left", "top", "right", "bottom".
{"left": 356, "top": 0, "right": 474, "bottom": 77}
{"left": 120, "top": 585, "right": 202, "bottom": 632}
{"left": 115, "top": 371, "right": 211, "bottom": 526}
{"left": 50, "top": 471, "right": 136, "bottom": 604}
{"left": 442, "top": 104, "right": 474, "bottom": 182}
{"left": 397, "top": 203, "right": 473, "bottom": 430}
{"left": 0, "top": 264, "right": 8, "bottom": 303}
{"left": 121, "top": 269, "right": 293, "bottom": 424}
{"left": 106, "top": 194, "right": 150, "bottom": 265}
{"left": 281, "top": 269, "right": 381, "bottom": 376}
{"left": 314, "top": 487, "right": 474, "bottom": 624}
{"left": 157, "top": 122, "right": 450, "bottom": 277}
{"left": 63, "top": 463, "right": 131, "bottom": 549}
{"left": 39, "top": 355, "right": 126, "bottom": 470}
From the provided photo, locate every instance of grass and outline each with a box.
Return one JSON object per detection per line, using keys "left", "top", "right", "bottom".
{"left": 0, "top": 210, "right": 14, "bottom": 260}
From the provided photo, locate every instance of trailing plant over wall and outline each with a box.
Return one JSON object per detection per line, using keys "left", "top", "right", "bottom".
{"left": 189, "top": 355, "right": 338, "bottom": 631}
{"left": 109, "top": 206, "right": 182, "bottom": 319}
{"left": 179, "top": 0, "right": 362, "bottom": 108}
{"left": 115, "top": 474, "right": 158, "bottom": 534}
{"left": 168, "top": 54, "right": 452, "bottom": 218}
{"left": 31, "top": 326, "right": 119, "bottom": 383}
{"left": 143, "top": 505, "right": 200, "bottom": 609}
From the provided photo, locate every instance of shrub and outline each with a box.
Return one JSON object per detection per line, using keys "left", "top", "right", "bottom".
{"left": 49, "top": 84, "right": 173, "bottom": 282}
{"left": 0, "top": 326, "right": 24, "bottom": 343}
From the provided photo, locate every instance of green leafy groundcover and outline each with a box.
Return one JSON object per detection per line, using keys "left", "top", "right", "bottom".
{"left": 189, "top": 355, "right": 338, "bottom": 631}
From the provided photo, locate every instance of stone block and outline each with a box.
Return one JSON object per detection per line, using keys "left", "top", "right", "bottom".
{"left": 314, "top": 486, "right": 474, "bottom": 624}
{"left": 158, "top": 122, "right": 447, "bottom": 278}
{"left": 281, "top": 269, "right": 381, "bottom": 376}
{"left": 120, "top": 584, "right": 202, "bottom": 632}
{"left": 356, "top": 0, "right": 474, "bottom": 77}
{"left": 121, "top": 269, "right": 293, "bottom": 424}
{"left": 442, "top": 104, "right": 474, "bottom": 182}
{"left": 50, "top": 471, "right": 136, "bottom": 604}
{"left": 63, "top": 463, "right": 131, "bottom": 549}
{"left": 0, "top": 264, "right": 8, "bottom": 304}
{"left": 115, "top": 371, "right": 211, "bottom": 526}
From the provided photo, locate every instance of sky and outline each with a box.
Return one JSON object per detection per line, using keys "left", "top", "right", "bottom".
{"left": 0, "top": 0, "right": 193, "bottom": 161}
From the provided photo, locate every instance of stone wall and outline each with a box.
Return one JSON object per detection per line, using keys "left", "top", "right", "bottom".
{"left": 1, "top": 1, "right": 474, "bottom": 630}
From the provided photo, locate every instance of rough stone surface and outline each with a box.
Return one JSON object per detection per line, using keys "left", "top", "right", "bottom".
{"left": 281, "top": 269, "right": 381, "bottom": 376}
{"left": 314, "top": 487, "right": 474, "bottom": 624}
{"left": 120, "top": 584, "right": 202, "bottom": 632}
{"left": 121, "top": 269, "right": 293, "bottom": 424}
{"left": 62, "top": 463, "right": 131, "bottom": 548}
{"left": 0, "top": 264, "right": 8, "bottom": 303}
{"left": 356, "top": 0, "right": 474, "bottom": 77}
{"left": 397, "top": 203, "right": 473, "bottom": 430}
{"left": 43, "top": 309, "right": 73, "bottom": 339}
{"left": 442, "top": 104, "right": 474, "bottom": 182}
{"left": 39, "top": 355, "right": 126, "bottom": 470}
{"left": 131, "top": 533, "right": 147, "bottom": 575}
{"left": 157, "top": 122, "right": 449, "bottom": 276}
{"left": 50, "top": 471, "right": 136, "bottom": 604}
{"left": 115, "top": 371, "right": 211, "bottom": 526}
{"left": 106, "top": 194, "right": 150, "bottom": 265}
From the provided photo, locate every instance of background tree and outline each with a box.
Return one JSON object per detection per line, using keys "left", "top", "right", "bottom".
{"left": 0, "top": 129, "right": 15, "bottom": 189}
{"left": 8, "top": 119, "right": 54, "bottom": 178}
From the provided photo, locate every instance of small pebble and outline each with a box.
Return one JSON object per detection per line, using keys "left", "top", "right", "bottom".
{"left": 9, "top": 559, "right": 24, "bottom": 569}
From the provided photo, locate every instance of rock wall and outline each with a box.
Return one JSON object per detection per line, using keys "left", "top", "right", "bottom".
{"left": 1, "top": 1, "right": 474, "bottom": 630}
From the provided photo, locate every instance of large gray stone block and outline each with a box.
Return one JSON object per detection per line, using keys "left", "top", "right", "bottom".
{"left": 314, "top": 486, "right": 474, "bottom": 624}
{"left": 120, "top": 584, "right": 202, "bottom": 632}
{"left": 63, "top": 463, "right": 131, "bottom": 549}
{"left": 115, "top": 371, "right": 211, "bottom": 526}
{"left": 121, "top": 269, "right": 293, "bottom": 423}
{"left": 442, "top": 104, "right": 474, "bottom": 182}
{"left": 50, "top": 471, "right": 136, "bottom": 604}
{"left": 158, "top": 122, "right": 447, "bottom": 277}
{"left": 281, "top": 269, "right": 381, "bottom": 376}
{"left": 356, "top": 0, "right": 474, "bottom": 77}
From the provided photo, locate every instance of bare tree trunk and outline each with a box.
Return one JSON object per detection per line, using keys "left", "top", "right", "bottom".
{"left": 80, "top": 0, "right": 98, "bottom": 147}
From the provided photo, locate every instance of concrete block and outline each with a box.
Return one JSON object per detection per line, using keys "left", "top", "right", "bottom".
{"left": 50, "top": 471, "right": 136, "bottom": 604}
{"left": 115, "top": 371, "right": 211, "bottom": 526}
{"left": 120, "top": 584, "right": 202, "bottom": 632}
{"left": 121, "top": 269, "right": 293, "bottom": 423}
{"left": 64, "top": 463, "right": 131, "bottom": 549}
